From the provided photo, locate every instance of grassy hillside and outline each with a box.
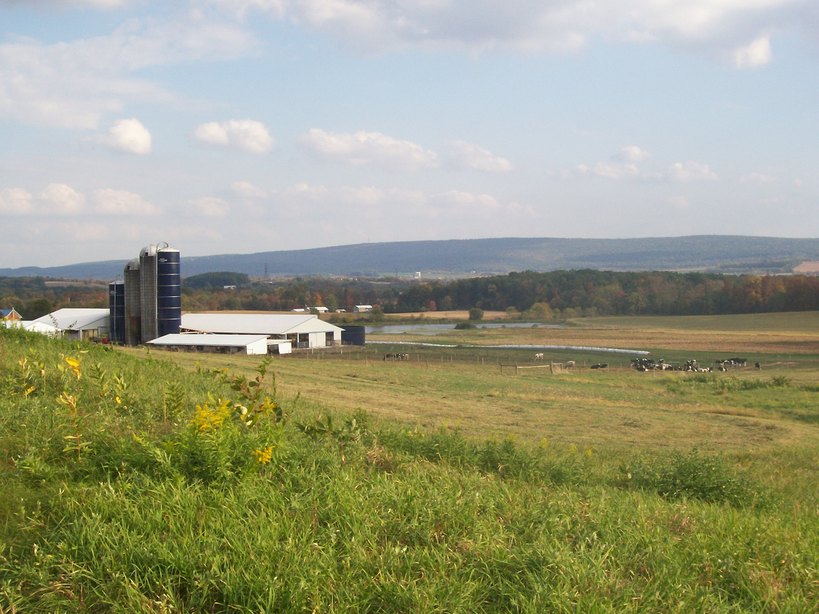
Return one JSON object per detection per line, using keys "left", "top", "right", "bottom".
{"left": 1, "top": 322, "right": 817, "bottom": 611}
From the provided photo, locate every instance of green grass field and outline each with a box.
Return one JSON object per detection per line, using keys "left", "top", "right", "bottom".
{"left": 1, "top": 312, "right": 817, "bottom": 611}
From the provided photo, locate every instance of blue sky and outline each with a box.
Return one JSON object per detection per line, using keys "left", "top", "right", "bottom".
{"left": 1, "top": 0, "right": 817, "bottom": 268}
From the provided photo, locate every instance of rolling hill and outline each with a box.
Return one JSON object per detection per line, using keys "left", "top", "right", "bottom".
{"left": 2, "top": 235, "right": 818, "bottom": 280}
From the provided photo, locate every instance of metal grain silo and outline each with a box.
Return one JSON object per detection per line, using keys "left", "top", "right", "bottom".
{"left": 124, "top": 259, "right": 141, "bottom": 346}
{"left": 157, "top": 246, "right": 181, "bottom": 336}
{"left": 139, "top": 244, "right": 159, "bottom": 342}
{"left": 108, "top": 280, "right": 125, "bottom": 344}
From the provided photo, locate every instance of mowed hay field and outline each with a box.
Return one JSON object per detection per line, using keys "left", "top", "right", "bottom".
{"left": 148, "top": 311, "right": 819, "bottom": 452}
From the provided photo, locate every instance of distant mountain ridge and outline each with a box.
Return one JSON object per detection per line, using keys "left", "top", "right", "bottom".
{"left": 2, "top": 236, "right": 818, "bottom": 280}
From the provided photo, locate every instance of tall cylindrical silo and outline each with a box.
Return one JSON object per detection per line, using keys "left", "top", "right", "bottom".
{"left": 124, "top": 259, "right": 141, "bottom": 346}
{"left": 157, "top": 247, "right": 181, "bottom": 336}
{"left": 108, "top": 280, "right": 125, "bottom": 344}
{"left": 139, "top": 245, "right": 159, "bottom": 342}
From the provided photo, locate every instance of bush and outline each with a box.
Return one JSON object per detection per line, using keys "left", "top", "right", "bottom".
{"left": 454, "top": 321, "right": 476, "bottom": 330}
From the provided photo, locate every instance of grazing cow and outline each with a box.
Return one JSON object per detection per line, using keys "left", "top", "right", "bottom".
{"left": 384, "top": 353, "right": 409, "bottom": 361}
{"left": 566, "top": 360, "right": 576, "bottom": 368}
{"left": 534, "top": 353, "right": 544, "bottom": 360}
{"left": 590, "top": 363, "right": 608, "bottom": 369}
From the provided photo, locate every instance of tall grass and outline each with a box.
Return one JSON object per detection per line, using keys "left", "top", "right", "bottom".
{"left": 1, "top": 327, "right": 817, "bottom": 611}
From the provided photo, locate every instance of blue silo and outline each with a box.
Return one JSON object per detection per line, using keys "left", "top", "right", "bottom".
{"left": 157, "top": 246, "right": 181, "bottom": 337}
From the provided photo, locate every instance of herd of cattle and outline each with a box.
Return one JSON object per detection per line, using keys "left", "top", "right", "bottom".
{"left": 529, "top": 354, "right": 758, "bottom": 371}
{"left": 630, "top": 357, "right": 758, "bottom": 372}
{"left": 384, "top": 351, "right": 757, "bottom": 370}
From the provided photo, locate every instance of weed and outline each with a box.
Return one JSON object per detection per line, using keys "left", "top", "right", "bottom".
{"left": 622, "top": 449, "right": 768, "bottom": 508}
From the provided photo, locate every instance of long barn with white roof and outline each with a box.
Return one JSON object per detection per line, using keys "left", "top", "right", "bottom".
{"left": 180, "top": 313, "right": 343, "bottom": 350}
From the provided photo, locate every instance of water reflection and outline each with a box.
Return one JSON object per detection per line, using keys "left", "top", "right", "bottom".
{"left": 365, "top": 322, "right": 563, "bottom": 335}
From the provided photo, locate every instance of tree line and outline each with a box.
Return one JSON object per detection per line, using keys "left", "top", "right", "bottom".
{"left": 3, "top": 270, "right": 818, "bottom": 320}
{"left": 393, "top": 270, "right": 819, "bottom": 317}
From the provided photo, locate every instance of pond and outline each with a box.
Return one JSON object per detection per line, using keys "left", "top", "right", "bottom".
{"left": 365, "top": 322, "right": 564, "bottom": 335}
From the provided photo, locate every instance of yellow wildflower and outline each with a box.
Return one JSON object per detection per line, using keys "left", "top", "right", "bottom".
{"left": 255, "top": 446, "right": 273, "bottom": 465}
{"left": 191, "top": 397, "right": 232, "bottom": 433}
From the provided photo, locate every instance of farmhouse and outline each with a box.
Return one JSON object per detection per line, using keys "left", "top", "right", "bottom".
{"left": 30, "top": 308, "right": 110, "bottom": 341}
{"left": 1, "top": 307, "right": 22, "bottom": 322}
{"left": 180, "top": 312, "right": 343, "bottom": 350}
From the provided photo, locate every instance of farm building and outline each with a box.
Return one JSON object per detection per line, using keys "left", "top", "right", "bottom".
{"left": 30, "top": 308, "right": 110, "bottom": 341}
{"left": 1, "top": 307, "right": 22, "bottom": 322}
{"left": 16, "top": 321, "right": 60, "bottom": 335}
{"left": 147, "top": 334, "right": 272, "bottom": 355}
{"left": 180, "top": 313, "right": 343, "bottom": 350}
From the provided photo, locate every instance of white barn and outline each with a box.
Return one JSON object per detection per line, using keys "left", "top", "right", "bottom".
{"left": 31, "top": 308, "right": 110, "bottom": 341}
{"left": 147, "top": 333, "right": 271, "bottom": 355}
{"left": 180, "top": 313, "right": 343, "bottom": 350}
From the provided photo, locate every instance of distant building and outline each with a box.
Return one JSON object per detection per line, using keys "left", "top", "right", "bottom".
{"left": 1, "top": 307, "right": 22, "bottom": 322}
{"left": 354, "top": 304, "right": 373, "bottom": 313}
{"left": 30, "top": 308, "right": 110, "bottom": 341}
{"left": 180, "top": 312, "right": 343, "bottom": 350}
{"left": 148, "top": 333, "right": 272, "bottom": 356}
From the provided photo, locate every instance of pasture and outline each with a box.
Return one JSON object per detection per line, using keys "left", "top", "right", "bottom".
{"left": 148, "top": 312, "right": 819, "bottom": 451}
{"left": 2, "top": 312, "right": 817, "bottom": 611}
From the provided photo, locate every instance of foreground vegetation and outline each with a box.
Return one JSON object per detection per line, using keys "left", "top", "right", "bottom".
{"left": 1, "top": 321, "right": 817, "bottom": 611}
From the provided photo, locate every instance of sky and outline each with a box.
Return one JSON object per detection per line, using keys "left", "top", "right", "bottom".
{"left": 1, "top": 0, "right": 818, "bottom": 268}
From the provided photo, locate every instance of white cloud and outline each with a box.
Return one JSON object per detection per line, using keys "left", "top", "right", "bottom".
{"left": 191, "top": 196, "right": 230, "bottom": 217}
{"left": 231, "top": 181, "right": 268, "bottom": 198}
{"left": 301, "top": 129, "right": 438, "bottom": 171}
{"left": 93, "top": 188, "right": 160, "bottom": 215}
{"left": 449, "top": 141, "right": 513, "bottom": 172}
{"left": 97, "top": 118, "right": 152, "bottom": 154}
{"left": 433, "top": 190, "right": 500, "bottom": 211}
{"left": 668, "top": 161, "right": 719, "bottom": 182}
{"left": 282, "top": 182, "right": 330, "bottom": 200}
{"left": 0, "top": 15, "right": 255, "bottom": 129}
{"left": 575, "top": 162, "right": 641, "bottom": 180}
{"left": 274, "top": 182, "right": 529, "bottom": 221}
{"left": 205, "top": 0, "right": 288, "bottom": 20}
{"left": 40, "top": 183, "right": 86, "bottom": 214}
{"left": 572, "top": 148, "right": 718, "bottom": 183}
{"left": 206, "top": 0, "right": 803, "bottom": 63}
{"left": 741, "top": 172, "right": 776, "bottom": 184}
{"left": 194, "top": 120, "right": 274, "bottom": 154}
{"left": 0, "top": 187, "right": 34, "bottom": 215}
{"left": 733, "top": 35, "right": 773, "bottom": 68}
{"left": 614, "top": 145, "right": 651, "bottom": 163}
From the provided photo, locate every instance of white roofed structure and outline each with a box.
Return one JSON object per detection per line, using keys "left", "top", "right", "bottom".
{"left": 32, "top": 308, "right": 110, "bottom": 341}
{"left": 181, "top": 313, "right": 342, "bottom": 350}
{"left": 148, "top": 333, "right": 270, "bottom": 355}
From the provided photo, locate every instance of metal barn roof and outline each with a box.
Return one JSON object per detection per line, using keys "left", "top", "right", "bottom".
{"left": 147, "top": 333, "right": 270, "bottom": 348}
{"left": 181, "top": 313, "right": 343, "bottom": 336}
{"left": 32, "top": 308, "right": 110, "bottom": 331}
